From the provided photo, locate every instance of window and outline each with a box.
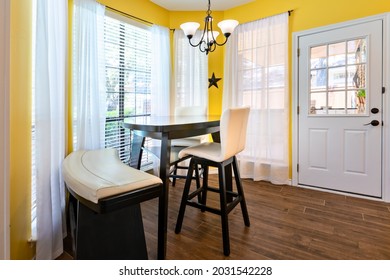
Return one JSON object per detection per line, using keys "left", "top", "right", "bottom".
{"left": 309, "top": 38, "right": 367, "bottom": 115}
{"left": 104, "top": 11, "right": 152, "bottom": 166}
{"left": 238, "top": 25, "right": 287, "bottom": 111}
{"left": 223, "top": 13, "right": 289, "bottom": 184}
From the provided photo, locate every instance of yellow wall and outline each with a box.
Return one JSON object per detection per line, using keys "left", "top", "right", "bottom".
{"left": 10, "top": 0, "right": 34, "bottom": 259}
{"left": 9, "top": 0, "right": 390, "bottom": 259}
{"left": 225, "top": 0, "right": 390, "bottom": 32}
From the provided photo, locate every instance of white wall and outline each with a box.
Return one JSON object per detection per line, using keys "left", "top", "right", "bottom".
{"left": 0, "top": 0, "right": 10, "bottom": 260}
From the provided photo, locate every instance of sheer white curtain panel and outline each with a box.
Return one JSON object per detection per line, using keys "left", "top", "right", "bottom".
{"left": 223, "top": 13, "right": 290, "bottom": 184}
{"left": 151, "top": 25, "right": 170, "bottom": 116}
{"left": 149, "top": 25, "right": 171, "bottom": 174}
{"left": 72, "top": 0, "right": 106, "bottom": 150}
{"left": 34, "top": 0, "right": 67, "bottom": 259}
{"left": 174, "top": 30, "right": 208, "bottom": 110}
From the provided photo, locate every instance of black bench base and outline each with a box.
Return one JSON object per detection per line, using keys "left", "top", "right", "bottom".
{"left": 69, "top": 195, "right": 148, "bottom": 260}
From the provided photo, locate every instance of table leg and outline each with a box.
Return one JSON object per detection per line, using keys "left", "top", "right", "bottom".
{"left": 211, "top": 131, "right": 220, "bottom": 143}
{"left": 157, "top": 134, "right": 171, "bottom": 260}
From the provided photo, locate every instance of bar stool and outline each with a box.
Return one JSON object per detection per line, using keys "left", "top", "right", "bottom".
{"left": 175, "top": 107, "right": 251, "bottom": 256}
{"left": 62, "top": 148, "right": 162, "bottom": 260}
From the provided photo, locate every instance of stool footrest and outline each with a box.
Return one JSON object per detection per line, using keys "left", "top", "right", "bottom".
{"left": 186, "top": 194, "right": 242, "bottom": 215}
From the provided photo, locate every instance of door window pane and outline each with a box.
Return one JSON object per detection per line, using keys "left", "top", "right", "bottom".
{"left": 310, "top": 45, "right": 327, "bottom": 69}
{"left": 311, "top": 69, "right": 327, "bottom": 91}
{"left": 328, "top": 91, "right": 346, "bottom": 114}
{"left": 348, "top": 64, "right": 366, "bottom": 89}
{"left": 348, "top": 39, "right": 367, "bottom": 64}
{"left": 329, "top": 66, "right": 346, "bottom": 90}
{"left": 309, "top": 92, "right": 327, "bottom": 114}
{"left": 328, "top": 42, "right": 346, "bottom": 67}
{"left": 347, "top": 90, "right": 358, "bottom": 113}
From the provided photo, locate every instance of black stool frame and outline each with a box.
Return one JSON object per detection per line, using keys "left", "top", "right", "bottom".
{"left": 175, "top": 155, "right": 250, "bottom": 256}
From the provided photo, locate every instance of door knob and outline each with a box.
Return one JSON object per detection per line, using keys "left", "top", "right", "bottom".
{"left": 364, "top": 120, "right": 380, "bottom": 126}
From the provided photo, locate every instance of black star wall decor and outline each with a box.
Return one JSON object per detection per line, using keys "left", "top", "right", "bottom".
{"left": 208, "top": 72, "right": 221, "bottom": 88}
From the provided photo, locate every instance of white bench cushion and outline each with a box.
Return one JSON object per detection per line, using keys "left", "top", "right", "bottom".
{"left": 62, "top": 148, "right": 162, "bottom": 204}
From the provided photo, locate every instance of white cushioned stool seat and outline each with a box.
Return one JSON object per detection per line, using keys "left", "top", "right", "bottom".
{"left": 62, "top": 148, "right": 162, "bottom": 260}
{"left": 62, "top": 148, "right": 162, "bottom": 204}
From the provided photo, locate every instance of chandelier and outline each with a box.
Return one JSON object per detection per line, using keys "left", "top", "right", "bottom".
{"left": 180, "top": 0, "right": 239, "bottom": 55}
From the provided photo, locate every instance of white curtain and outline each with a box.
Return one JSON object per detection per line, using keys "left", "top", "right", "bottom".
{"left": 223, "top": 13, "right": 289, "bottom": 185}
{"left": 151, "top": 25, "right": 170, "bottom": 116}
{"left": 174, "top": 30, "right": 208, "bottom": 110}
{"left": 148, "top": 25, "right": 171, "bottom": 174}
{"left": 72, "top": 0, "right": 106, "bottom": 150}
{"left": 34, "top": 0, "right": 67, "bottom": 259}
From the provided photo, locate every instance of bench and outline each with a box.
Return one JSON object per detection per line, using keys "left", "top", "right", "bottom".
{"left": 62, "top": 148, "right": 162, "bottom": 260}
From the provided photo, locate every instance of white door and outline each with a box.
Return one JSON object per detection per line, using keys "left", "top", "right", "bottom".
{"left": 298, "top": 19, "right": 383, "bottom": 197}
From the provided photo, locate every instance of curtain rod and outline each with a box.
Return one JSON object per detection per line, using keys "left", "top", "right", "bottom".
{"left": 236, "top": 9, "right": 294, "bottom": 26}
{"left": 106, "top": 5, "right": 175, "bottom": 31}
{"left": 106, "top": 6, "right": 154, "bottom": 26}
{"left": 105, "top": 6, "right": 293, "bottom": 30}
{"left": 170, "top": 10, "right": 293, "bottom": 32}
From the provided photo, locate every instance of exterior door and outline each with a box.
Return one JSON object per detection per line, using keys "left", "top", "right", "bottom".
{"left": 298, "top": 19, "right": 383, "bottom": 197}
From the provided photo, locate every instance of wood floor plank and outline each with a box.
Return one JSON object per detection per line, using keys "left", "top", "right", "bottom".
{"left": 325, "top": 200, "right": 390, "bottom": 220}
{"left": 61, "top": 175, "right": 390, "bottom": 260}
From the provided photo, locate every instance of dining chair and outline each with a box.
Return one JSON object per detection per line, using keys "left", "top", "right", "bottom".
{"left": 170, "top": 105, "right": 209, "bottom": 186}
{"left": 130, "top": 106, "right": 208, "bottom": 188}
{"left": 171, "top": 105, "right": 209, "bottom": 147}
{"left": 174, "top": 107, "right": 251, "bottom": 256}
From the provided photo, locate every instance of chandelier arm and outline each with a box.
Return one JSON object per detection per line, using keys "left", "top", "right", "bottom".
{"left": 186, "top": 17, "right": 208, "bottom": 48}
{"left": 199, "top": 42, "right": 207, "bottom": 53}
{"left": 209, "top": 16, "right": 215, "bottom": 42}
{"left": 208, "top": 42, "right": 217, "bottom": 54}
{"left": 213, "top": 36, "right": 229, "bottom": 47}
{"left": 206, "top": 16, "right": 216, "bottom": 53}
{"left": 201, "top": 17, "right": 209, "bottom": 45}
{"left": 187, "top": 37, "right": 202, "bottom": 48}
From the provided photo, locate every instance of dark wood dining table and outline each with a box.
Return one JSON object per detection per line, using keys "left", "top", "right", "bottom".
{"left": 122, "top": 114, "right": 221, "bottom": 260}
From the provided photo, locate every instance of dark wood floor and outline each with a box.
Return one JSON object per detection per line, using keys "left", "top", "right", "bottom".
{"left": 60, "top": 175, "right": 390, "bottom": 260}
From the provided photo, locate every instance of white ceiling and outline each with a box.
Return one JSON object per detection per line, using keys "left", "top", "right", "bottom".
{"left": 150, "top": 0, "right": 254, "bottom": 11}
